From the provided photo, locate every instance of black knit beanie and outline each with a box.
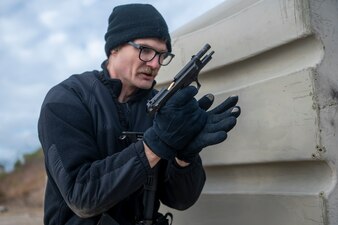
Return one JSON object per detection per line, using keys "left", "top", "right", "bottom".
{"left": 104, "top": 4, "right": 172, "bottom": 57}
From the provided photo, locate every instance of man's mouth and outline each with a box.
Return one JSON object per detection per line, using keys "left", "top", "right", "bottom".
{"left": 138, "top": 67, "right": 156, "bottom": 77}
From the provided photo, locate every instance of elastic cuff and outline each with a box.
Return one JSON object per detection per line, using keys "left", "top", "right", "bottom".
{"left": 134, "top": 140, "right": 152, "bottom": 174}
{"left": 170, "top": 158, "right": 198, "bottom": 174}
{"left": 176, "top": 152, "right": 200, "bottom": 163}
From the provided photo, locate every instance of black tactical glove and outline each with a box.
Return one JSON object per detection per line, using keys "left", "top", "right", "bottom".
{"left": 143, "top": 86, "right": 208, "bottom": 160}
{"left": 177, "top": 95, "right": 241, "bottom": 162}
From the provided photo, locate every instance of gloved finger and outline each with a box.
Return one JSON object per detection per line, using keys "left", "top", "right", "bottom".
{"left": 208, "top": 96, "right": 238, "bottom": 115}
{"left": 229, "top": 106, "right": 241, "bottom": 118}
{"left": 167, "top": 86, "right": 198, "bottom": 106}
{"left": 223, "top": 106, "right": 241, "bottom": 118}
{"left": 208, "top": 109, "right": 235, "bottom": 124}
{"left": 208, "top": 105, "right": 241, "bottom": 124}
{"left": 197, "top": 131, "right": 228, "bottom": 149}
{"left": 198, "top": 94, "right": 214, "bottom": 111}
{"left": 206, "top": 116, "right": 237, "bottom": 133}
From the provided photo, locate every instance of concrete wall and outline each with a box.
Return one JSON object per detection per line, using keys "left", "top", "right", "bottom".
{"left": 158, "top": 0, "right": 338, "bottom": 224}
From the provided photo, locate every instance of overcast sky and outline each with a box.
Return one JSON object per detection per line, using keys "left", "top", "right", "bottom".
{"left": 0, "top": 0, "right": 225, "bottom": 171}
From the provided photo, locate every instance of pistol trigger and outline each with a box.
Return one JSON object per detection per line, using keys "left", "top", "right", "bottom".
{"left": 195, "top": 79, "right": 201, "bottom": 90}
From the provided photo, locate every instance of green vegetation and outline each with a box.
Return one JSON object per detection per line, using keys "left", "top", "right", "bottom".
{"left": 0, "top": 148, "right": 45, "bottom": 204}
{"left": 14, "top": 148, "right": 43, "bottom": 170}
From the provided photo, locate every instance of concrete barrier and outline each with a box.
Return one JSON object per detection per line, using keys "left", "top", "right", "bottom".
{"left": 158, "top": 0, "right": 338, "bottom": 224}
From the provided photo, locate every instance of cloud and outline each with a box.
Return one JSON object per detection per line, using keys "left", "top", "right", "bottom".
{"left": 39, "top": 10, "right": 59, "bottom": 28}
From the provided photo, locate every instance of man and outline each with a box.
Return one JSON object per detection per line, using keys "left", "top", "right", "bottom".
{"left": 38, "top": 3, "right": 240, "bottom": 225}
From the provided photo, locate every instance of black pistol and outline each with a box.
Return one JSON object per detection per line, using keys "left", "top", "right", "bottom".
{"left": 146, "top": 43, "right": 214, "bottom": 115}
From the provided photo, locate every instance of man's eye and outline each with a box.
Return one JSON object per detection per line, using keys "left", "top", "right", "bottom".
{"left": 141, "top": 48, "right": 154, "bottom": 55}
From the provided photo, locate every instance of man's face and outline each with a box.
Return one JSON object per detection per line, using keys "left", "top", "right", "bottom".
{"left": 108, "top": 38, "right": 168, "bottom": 92}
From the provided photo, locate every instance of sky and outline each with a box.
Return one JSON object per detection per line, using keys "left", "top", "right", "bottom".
{"left": 0, "top": 0, "right": 225, "bottom": 171}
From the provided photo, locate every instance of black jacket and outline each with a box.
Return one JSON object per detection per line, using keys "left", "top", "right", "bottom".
{"left": 38, "top": 62, "right": 206, "bottom": 225}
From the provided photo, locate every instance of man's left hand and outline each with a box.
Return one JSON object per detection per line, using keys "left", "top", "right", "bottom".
{"left": 176, "top": 95, "right": 241, "bottom": 162}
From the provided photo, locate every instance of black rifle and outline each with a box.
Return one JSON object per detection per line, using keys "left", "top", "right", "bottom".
{"left": 146, "top": 43, "right": 214, "bottom": 115}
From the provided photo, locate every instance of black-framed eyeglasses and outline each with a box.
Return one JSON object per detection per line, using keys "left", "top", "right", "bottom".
{"left": 128, "top": 41, "right": 175, "bottom": 66}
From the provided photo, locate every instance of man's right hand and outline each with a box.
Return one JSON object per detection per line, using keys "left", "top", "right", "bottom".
{"left": 143, "top": 86, "right": 207, "bottom": 160}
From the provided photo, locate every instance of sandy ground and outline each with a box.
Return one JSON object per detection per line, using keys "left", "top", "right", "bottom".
{"left": 0, "top": 150, "right": 45, "bottom": 225}
{"left": 0, "top": 203, "right": 43, "bottom": 225}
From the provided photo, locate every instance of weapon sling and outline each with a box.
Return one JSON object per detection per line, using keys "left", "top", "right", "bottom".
{"left": 142, "top": 164, "right": 159, "bottom": 225}
{"left": 142, "top": 164, "right": 173, "bottom": 225}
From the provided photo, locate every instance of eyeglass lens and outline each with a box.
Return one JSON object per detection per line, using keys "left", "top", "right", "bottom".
{"left": 139, "top": 48, "right": 172, "bottom": 65}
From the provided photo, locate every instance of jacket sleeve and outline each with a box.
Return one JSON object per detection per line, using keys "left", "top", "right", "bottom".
{"left": 158, "top": 156, "right": 206, "bottom": 210}
{"left": 38, "top": 86, "right": 152, "bottom": 218}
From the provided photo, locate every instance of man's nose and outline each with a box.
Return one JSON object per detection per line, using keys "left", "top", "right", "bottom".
{"left": 146, "top": 54, "right": 161, "bottom": 68}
